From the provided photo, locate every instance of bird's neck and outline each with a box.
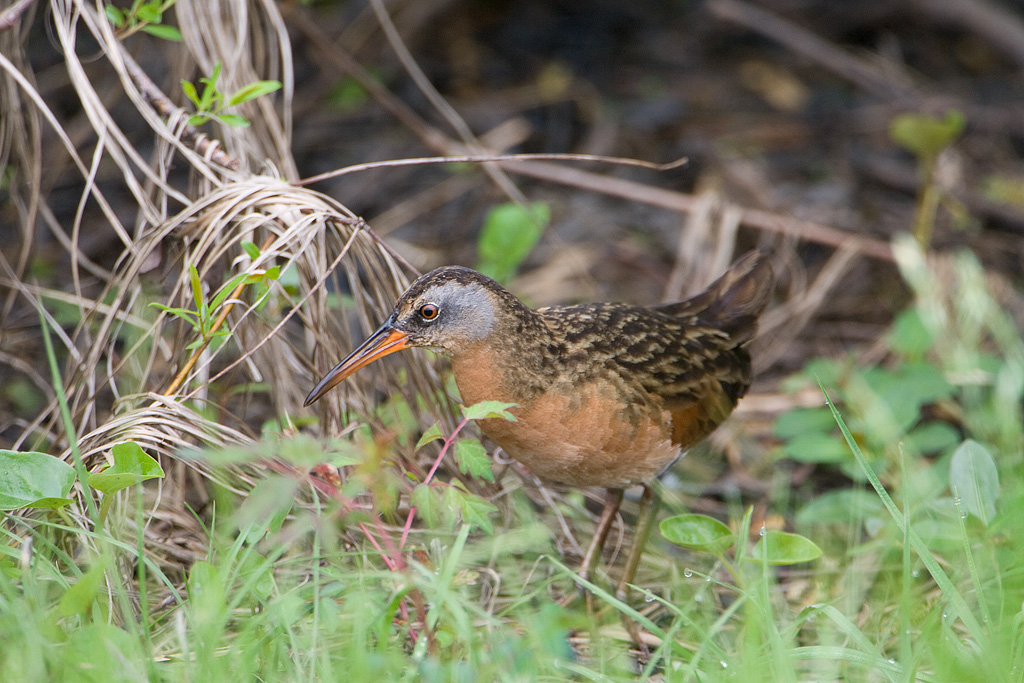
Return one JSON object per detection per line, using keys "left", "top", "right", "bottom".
{"left": 449, "top": 305, "right": 554, "bottom": 407}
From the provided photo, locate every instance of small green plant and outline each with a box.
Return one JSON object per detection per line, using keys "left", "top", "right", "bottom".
{"left": 776, "top": 236, "right": 1022, "bottom": 493}
{"left": 890, "top": 110, "right": 966, "bottom": 248}
{"left": 408, "top": 400, "right": 516, "bottom": 534}
{"left": 181, "top": 63, "right": 282, "bottom": 128}
{"left": 105, "top": 0, "right": 183, "bottom": 41}
{"left": 774, "top": 245, "right": 1021, "bottom": 563}
{"left": 476, "top": 202, "right": 550, "bottom": 283}
{"left": 774, "top": 356, "right": 958, "bottom": 481}
{"left": 88, "top": 441, "right": 165, "bottom": 525}
{"left": 327, "top": 76, "right": 371, "bottom": 112}
{"left": 765, "top": 238, "right": 1024, "bottom": 680}
{"left": 193, "top": 399, "right": 516, "bottom": 656}
{"left": 633, "top": 508, "right": 823, "bottom": 680}
{"left": 823, "top": 384, "right": 992, "bottom": 650}
{"left": 660, "top": 509, "right": 822, "bottom": 575}
{"left": 0, "top": 441, "right": 164, "bottom": 528}
{"left": 149, "top": 250, "right": 280, "bottom": 352}
{"left": 0, "top": 449, "right": 77, "bottom": 510}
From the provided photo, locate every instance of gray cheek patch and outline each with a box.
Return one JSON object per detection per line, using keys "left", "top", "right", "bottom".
{"left": 430, "top": 282, "right": 495, "bottom": 342}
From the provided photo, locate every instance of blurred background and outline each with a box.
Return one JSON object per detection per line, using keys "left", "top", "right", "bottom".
{"left": 1, "top": 1, "right": 1024, "bottom": 675}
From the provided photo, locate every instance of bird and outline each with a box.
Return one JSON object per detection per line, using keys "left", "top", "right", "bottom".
{"left": 304, "top": 251, "right": 773, "bottom": 599}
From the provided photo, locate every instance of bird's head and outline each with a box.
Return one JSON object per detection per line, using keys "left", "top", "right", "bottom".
{"left": 304, "top": 266, "right": 518, "bottom": 406}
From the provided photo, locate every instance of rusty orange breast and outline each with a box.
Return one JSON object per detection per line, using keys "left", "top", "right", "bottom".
{"left": 452, "top": 346, "right": 682, "bottom": 488}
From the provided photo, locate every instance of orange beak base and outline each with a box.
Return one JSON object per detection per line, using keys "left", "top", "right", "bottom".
{"left": 304, "top": 325, "right": 412, "bottom": 407}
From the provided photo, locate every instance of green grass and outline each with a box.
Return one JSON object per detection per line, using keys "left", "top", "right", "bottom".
{"left": 3, "top": 241, "right": 1023, "bottom": 681}
{"left": 9, "top": 457, "right": 1024, "bottom": 682}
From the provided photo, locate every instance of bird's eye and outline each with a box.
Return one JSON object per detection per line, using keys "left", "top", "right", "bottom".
{"left": 418, "top": 303, "right": 439, "bottom": 321}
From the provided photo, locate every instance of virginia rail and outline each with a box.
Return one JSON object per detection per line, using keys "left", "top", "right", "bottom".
{"left": 305, "top": 251, "right": 772, "bottom": 598}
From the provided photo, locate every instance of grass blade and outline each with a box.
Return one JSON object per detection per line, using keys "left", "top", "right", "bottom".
{"left": 821, "top": 383, "right": 986, "bottom": 641}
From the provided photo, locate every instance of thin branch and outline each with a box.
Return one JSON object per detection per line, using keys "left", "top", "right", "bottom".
{"left": 499, "top": 159, "right": 895, "bottom": 261}
{"left": 707, "top": 0, "right": 917, "bottom": 100}
{"left": 910, "top": 0, "right": 1024, "bottom": 69}
{"left": 0, "top": 0, "right": 36, "bottom": 32}
{"left": 298, "top": 153, "right": 686, "bottom": 186}
{"left": 281, "top": 3, "right": 451, "bottom": 153}
{"left": 368, "top": 0, "right": 528, "bottom": 205}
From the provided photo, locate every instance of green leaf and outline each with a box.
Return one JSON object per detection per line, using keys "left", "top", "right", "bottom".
{"left": 981, "top": 174, "right": 1024, "bottom": 206}
{"left": 794, "top": 489, "right": 884, "bottom": 526}
{"left": 265, "top": 265, "right": 280, "bottom": 280}
{"left": 659, "top": 514, "right": 735, "bottom": 554}
{"left": 857, "top": 362, "right": 954, "bottom": 437}
{"left": 214, "top": 113, "right": 247, "bottom": 127}
{"left": 209, "top": 273, "right": 249, "bottom": 312}
{"left": 147, "top": 303, "right": 194, "bottom": 322}
{"left": 241, "top": 240, "right": 261, "bottom": 260}
{"left": 242, "top": 272, "right": 266, "bottom": 286}
{"left": 25, "top": 497, "right": 75, "bottom": 510}
{"left": 142, "top": 24, "right": 183, "bottom": 41}
{"left": 60, "top": 624, "right": 139, "bottom": 680}
{"left": 86, "top": 442, "right": 164, "bottom": 494}
{"left": 181, "top": 79, "right": 200, "bottom": 106}
{"left": 751, "top": 530, "right": 823, "bottom": 565}
{"left": 415, "top": 422, "right": 445, "bottom": 450}
{"left": 187, "top": 113, "right": 210, "bottom": 127}
{"left": 59, "top": 560, "right": 107, "bottom": 618}
{"left": 888, "top": 307, "right": 933, "bottom": 357}
{"left": 781, "top": 431, "right": 850, "bottom": 464}
{"left": 188, "top": 560, "right": 225, "bottom": 619}
{"left": 476, "top": 202, "right": 549, "bottom": 282}
{"left": 227, "top": 80, "right": 282, "bottom": 106}
{"left": 444, "top": 484, "right": 496, "bottom": 533}
{"left": 233, "top": 476, "right": 297, "bottom": 544}
{"left": 773, "top": 407, "right": 837, "bottom": 439}
{"left": 906, "top": 421, "right": 960, "bottom": 455}
{"left": 274, "top": 433, "right": 334, "bottom": 466}
{"left": 188, "top": 264, "right": 203, "bottom": 312}
{"left": 896, "top": 362, "right": 956, "bottom": 404}
{"left": 0, "top": 450, "right": 76, "bottom": 510}
{"left": 231, "top": 554, "right": 275, "bottom": 603}
{"left": 326, "top": 445, "right": 361, "bottom": 468}
{"left": 459, "top": 494, "right": 496, "bottom": 533}
{"left": 3, "top": 378, "right": 44, "bottom": 417}
{"left": 410, "top": 483, "right": 449, "bottom": 529}
{"left": 328, "top": 77, "right": 370, "bottom": 111}
{"left": 217, "top": 113, "right": 251, "bottom": 128}
{"left": 949, "top": 439, "right": 999, "bottom": 526}
{"left": 803, "top": 357, "right": 845, "bottom": 386}
{"left": 453, "top": 439, "right": 494, "bottom": 482}
{"left": 198, "top": 62, "right": 222, "bottom": 111}
{"left": 135, "top": 4, "right": 161, "bottom": 23}
{"left": 461, "top": 400, "right": 518, "bottom": 422}
{"left": 890, "top": 110, "right": 965, "bottom": 161}
{"left": 105, "top": 5, "right": 126, "bottom": 27}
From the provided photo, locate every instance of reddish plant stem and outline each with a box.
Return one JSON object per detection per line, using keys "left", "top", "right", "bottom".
{"left": 399, "top": 417, "right": 470, "bottom": 550}
{"left": 359, "top": 522, "right": 398, "bottom": 571}
{"left": 343, "top": 415, "right": 475, "bottom": 645}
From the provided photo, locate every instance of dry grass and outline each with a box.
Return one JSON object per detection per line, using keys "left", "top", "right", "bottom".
{"left": 0, "top": 0, "right": 449, "bottom": 587}
{"left": 4, "top": 4, "right": 1024, "bottom": 681}
{"left": 2, "top": 0, "right": 858, "bottom": 612}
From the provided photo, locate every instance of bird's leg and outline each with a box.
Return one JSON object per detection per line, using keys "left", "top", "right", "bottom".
{"left": 611, "top": 484, "right": 659, "bottom": 657}
{"left": 615, "top": 484, "right": 658, "bottom": 602}
{"left": 577, "top": 488, "right": 625, "bottom": 584}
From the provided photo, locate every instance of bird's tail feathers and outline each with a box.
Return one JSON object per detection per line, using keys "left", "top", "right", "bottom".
{"left": 658, "top": 250, "right": 774, "bottom": 344}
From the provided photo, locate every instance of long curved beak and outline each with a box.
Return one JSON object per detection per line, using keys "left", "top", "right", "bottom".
{"left": 304, "top": 322, "right": 412, "bottom": 407}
